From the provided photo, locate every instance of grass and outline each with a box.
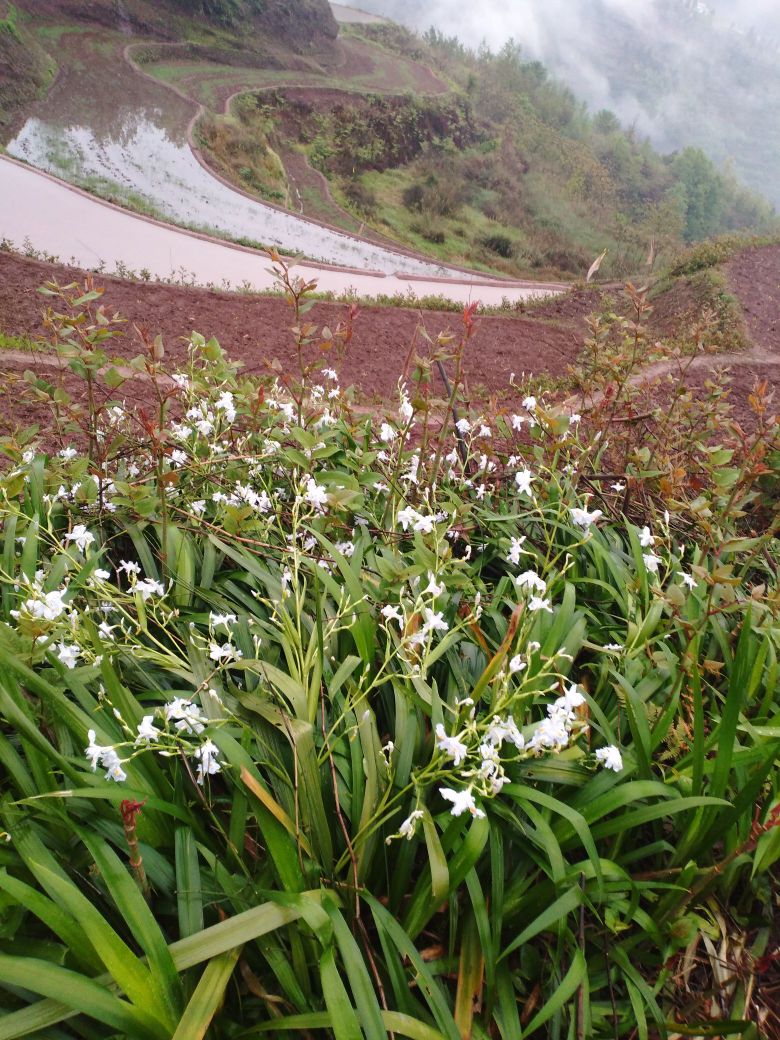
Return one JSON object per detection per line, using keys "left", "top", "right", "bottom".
{"left": 0, "top": 330, "right": 39, "bottom": 352}
{"left": 0, "top": 271, "right": 776, "bottom": 1038}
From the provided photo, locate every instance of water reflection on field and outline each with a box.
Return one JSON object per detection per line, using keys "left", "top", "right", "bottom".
{"left": 7, "top": 30, "right": 450, "bottom": 276}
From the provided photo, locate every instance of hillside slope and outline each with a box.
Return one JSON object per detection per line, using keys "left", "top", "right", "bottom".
{"left": 353, "top": 0, "right": 780, "bottom": 210}
{"left": 191, "top": 17, "right": 776, "bottom": 280}
{"left": 0, "top": 3, "right": 56, "bottom": 137}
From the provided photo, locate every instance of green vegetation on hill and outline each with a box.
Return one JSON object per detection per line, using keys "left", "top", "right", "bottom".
{"left": 167, "top": 0, "right": 338, "bottom": 44}
{"left": 0, "top": 4, "right": 57, "bottom": 136}
{"left": 193, "top": 18, "right": 777, "bottom": 280}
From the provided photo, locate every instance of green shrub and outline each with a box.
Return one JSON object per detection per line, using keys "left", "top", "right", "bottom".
{"left": 480, "top": 231, "right": 515, "bottom": 258}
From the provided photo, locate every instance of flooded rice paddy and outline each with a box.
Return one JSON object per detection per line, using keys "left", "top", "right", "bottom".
{"left": 2, "top": 28, "right": 563, "bottom": 304}
{"left": 6, "top": 30, "right": 451, "bottom": 276}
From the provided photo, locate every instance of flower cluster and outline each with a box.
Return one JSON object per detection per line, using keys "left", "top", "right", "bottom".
{"left": 84, "top": 695, "right": 224, "bottom": 786}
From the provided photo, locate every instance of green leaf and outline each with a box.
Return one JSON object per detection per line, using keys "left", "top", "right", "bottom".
{"left": 522, "top": 948, "right": 586, "bottom": 1037}
{"left": 0, "top": 956, "right": 167, "bottom": 1040}
{"left": 171, "top": 947, "right": 241, "bottom": 1040}
{"left": 320, "top": 946, "right": 363, "bottom": 1040}
{"left": 499, "top": 886, "right": 583, "bottom": 961}
{"left": 175, "top": 827, "right": 204, "bottom": 939}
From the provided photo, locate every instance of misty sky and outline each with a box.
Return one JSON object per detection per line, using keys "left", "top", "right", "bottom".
{"left": 358, "top": 0, "right": 780, "bottom": 52}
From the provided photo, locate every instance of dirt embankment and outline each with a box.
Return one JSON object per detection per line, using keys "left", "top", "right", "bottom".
{"left": 1, "top": 246, "right": 779, "bottom": 438}
{"left": 0, "top": 252, "right": 590, "bottom": 435}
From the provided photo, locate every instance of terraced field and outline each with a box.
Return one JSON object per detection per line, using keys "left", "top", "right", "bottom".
{"left": 5, "top": 25, "right": 456, "bottom": 276}
{"left": 141, "top": 34, "right": 448, "bottom": 110}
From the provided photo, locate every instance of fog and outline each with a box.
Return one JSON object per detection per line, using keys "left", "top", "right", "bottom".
{"left": 350, "top": 0, "right": 780, "bottom": 205}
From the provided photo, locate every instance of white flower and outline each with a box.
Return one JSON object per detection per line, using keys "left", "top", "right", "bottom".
{"left": 135, "top": 578, "right": 165, "bottom": 601}
{"left": 215, "top": 391, "right": 236, "bottom": 423}
{"left": 63, "top": 525, "right": 95, "bottom": 553}
{"left": 12, "top": 587, "right": 68, "bottom": 622}
{"left": 638, "top": 526, "right": 655, "bottom": 548}
{"left": 569, "top": 413, "right": 581, "bottom": 425}
{"left": 56, "top": 642, "right": 80, "bottom": 670}
{"left": 171, "top": 373, "right": 189, "bottom": 389}
{"left": 119, "top": 560, "right": 141, "bottom": 576}
{"left": 191, "top": 500, "right": 206, "bottom": 515}
{"left": 379, "top": 422, "right": 397, "bottom": 443}
{"left": 403, "top": 454, "right": 420, "bottom": 485}
{"left": 522, "top": 395, "right": 537, "bottom": 412}
{"left": 397, "top": 506, "right": 418, "bottom": 531}
{"left": 305, "top": 478, "right": 328, "bottom": 511}
{"left": 595, "top": 745, "right": 623, "bottom": 772}
{"left": 435, "top": 723, "right": 468, "bottom": 767}
{"left": 515, "top": 570, "right": 546, "bottom": 594}
{"left": 398, "top": 809, "right": 424, "bottom": 840}
{"left": 506, "top": 535, "right": 529, "bottom": 565}
{"left": 209, "top": 642, "right": 242, "bottom": 664}
{"left": 413, "top": 513, "right": 435, "bottom": 535}
{"left": 424, "top": 572, "right": 445, "bottom": 597}
{"left": 603, "top": 642, "right": 623, "bottom": 651}
{"left": 642, "top": 552, "right": 662, "bottom": 575}
{"left": 556, "top": 683, "right": 586, "bottom": 710}
{"left": 170, "top": 449, "right": 187, "bottom": 467}
{"left": 439, "top": 787, "right": 485, "bottom": 818}
{"left": 164, "top": 698, "right": 207, "bottom": 735}
{"left": 570, "top": 507, "right": 603, "bottom": 530}
{"left": 528, "top": 595, "right": 553, "bottom": 613}
{"left": 478, "top": 425, "right": 492, "bottom": 438}
{"left": 85, "top": 731, "right": 126, "bottom": 781}
{"left": 105, "top": 761, "right": 127, "bottom": 783}
{"left": 509, "top": 654, "right": 526, "bottom": 674}
{"left": 59, "top": 447, "right": 78, "bottom": 461}
{"left": 611, "top": 482, "right": 626, "bottom": 493}
{"left": 98, "top": 621, "right": 115, "bottom": 640}
{"left": 677, "top": 571, "right": 697, "bottom": 590}
{"left": 93, "top": 568, "right": 111, "bottom": 582}
{"left": 210, "top": 612, "right": 237, "bottom": 629}
{"left": 528, "top": 715, "right": 569, "bottom": 750}
{"left": 399, "top": 393, "right": 414, "bottom": 423}
{"left": 422, "top": 608, "right": 449, "bottom": 636}
{"left": 194, "top": 740, "right": 221, "bottom": 784}
{"left": 135, "top": 715, "right": 160, "bottom": 744}
{"left": 455, "top": 418, "right": 471, "bottom": 435}
{"left": 486, "top": 715, "right": 524, "bottom": 750}
{"left": 323, "top": 367, "right": 338, "bottom": 382}
{"left": 515, "top": 469, "right": 535, "bottom": 496}
{"left": 280, "top": 568, "right": 292, "bottom": 596}
{"left": 381, "top": 604, "right": 403, "bottom": 625}
{"left": 85, "top": 730, "right": 107, "bottom": 771}
{"left": 510, "top": 414, "right": 524, "bottom": 431}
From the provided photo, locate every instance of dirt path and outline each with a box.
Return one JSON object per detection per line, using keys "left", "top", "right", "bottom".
{"left": 566, "top": 248, "right": 780, "bottom": 430}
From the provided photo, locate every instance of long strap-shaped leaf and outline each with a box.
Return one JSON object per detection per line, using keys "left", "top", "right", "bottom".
{"left": 0, "top": 897, "right": 309, "bottom": 1039}
{"left": 238, "top": 1010, "right": 447, "bottom": 1038}
{"left": 171, "top": 947, "right": 242, "bottom": 1040}
{"left": 0, "top": 956, "right": 168, "bottom": 1040}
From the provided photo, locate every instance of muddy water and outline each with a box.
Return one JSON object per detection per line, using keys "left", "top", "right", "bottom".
{"left": 0, "top": 157, "right": 561, "bottom": 305}
{"left": 6, "top": 30, "right": 452, "bottom": 276}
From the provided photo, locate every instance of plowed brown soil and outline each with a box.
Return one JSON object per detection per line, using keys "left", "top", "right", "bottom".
{"left": 1, "top": 247, "right": 778, "bottom": 440}
{"left": 0, "top": 252, "right": 588, "bottom": 436}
